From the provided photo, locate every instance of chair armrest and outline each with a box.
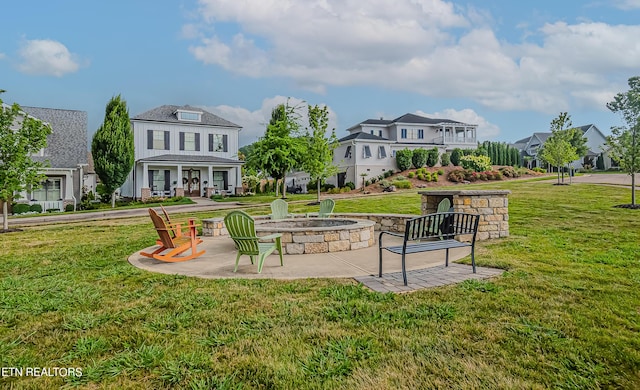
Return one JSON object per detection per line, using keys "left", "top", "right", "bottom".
{"left": 260, "top": 233, "right": 282, "bottom": 240}
{"left": 305, "top": 212, "right": 318, "bottom": 218}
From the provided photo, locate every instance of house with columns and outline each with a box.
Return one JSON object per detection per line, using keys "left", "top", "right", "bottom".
{"left": 121, "top": 105, "right": 243, "bottom": 200}
{"left": 328, "top": 113, "right": 478, "bottom": 189}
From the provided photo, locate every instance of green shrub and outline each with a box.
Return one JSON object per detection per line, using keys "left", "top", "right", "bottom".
{"left": 345, "top": 182, "right": 355, "bottom": 190}
{"left": 432, "top": 173, "right": 438, "bottom": 182}
{"left": 396, "top": 149, "right": 413, "bottom": 171}
{"left": 417, "top": 174, "right": 424, "bottom": 180}
{"left": 383, "top": 170, "right": 394, "bottom": 178}
{"left": 440, "top": 152, "right": 451, "bottom": 166}
{"left": 447, "top": 169, "right": 466, "bottom": 183}
{"left": 13, "top": 203, "right": 31, "bottom": 214}
{"left": 323, "top": 184, "right": 336, "bottom": 191}
{"left": 460, "top": 155, "right": 492, "bottom": 172}
{"left": 395, "top": 175, "right": 406, "bottom": 181}
{"left": 407, "top": 172, "right": 415, "bottom": 178}
{"left": 393, "top": 179, "right": 412, "bottom": 189}
{"left": 499, "top": 166, "right": 519, "bottom": 178}
{"left": 533, "top": 167, "right": 546, "bottom": 173}
{"left": 379, "top": 180, "right": 391, "bottom": 188}
{"left": 437, "top": 169, "right": 444, "bottom": 175}
{"left": 426, "top": 147, "right": 439, "bottom": 167}
{"left": 29, "top": 204, "right": 43, "bottom": 213}
{"left": 451, "top": 148, "right": 463, "bottom": 166}
{"left": 65, "top": 204, "right": 74, "bottom": 212}
{"left": 412, "top": 148, "right": 428, "bottom": 168}
{"left": 424, "top": 172, "right": 432, "bottom": 181}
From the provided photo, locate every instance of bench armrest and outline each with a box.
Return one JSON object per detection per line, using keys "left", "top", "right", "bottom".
{"left": 378, "top": 230, "right": 404, "bottom": 247}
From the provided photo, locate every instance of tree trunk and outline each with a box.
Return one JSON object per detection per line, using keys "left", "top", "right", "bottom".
{"left": 2, "top": 200, "right": 7, "bottom": 231}
{"left": 557, "top": 166, "right": 561, "bottom": 184}
{"left": 111, "top": 191, "right": 116, "bottom": 208}
{"left": 632, "top": 172, "right": 636, "bottom": 206}
{"left": 281, "top": 176, "right": 287, "bottom": 199}
{"left": 317, "top": 180, "right": 321, "bottom": 203}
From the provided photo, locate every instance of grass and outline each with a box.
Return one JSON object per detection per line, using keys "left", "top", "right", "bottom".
{"left": 1, "top": 181, "right": 639, "bottom": 388}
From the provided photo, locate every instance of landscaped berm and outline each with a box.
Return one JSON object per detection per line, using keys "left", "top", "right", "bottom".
{"left": 1, "top": 180, "right": 639, "bottom": 389}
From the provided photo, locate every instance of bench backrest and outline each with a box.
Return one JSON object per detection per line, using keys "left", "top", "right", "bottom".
{"left": 404, "top": 212, "right": 479, "bottom": 242}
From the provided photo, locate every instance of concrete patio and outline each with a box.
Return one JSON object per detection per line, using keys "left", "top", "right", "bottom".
{"left": 129, "top": 232, "right": 504, "bottom": 293}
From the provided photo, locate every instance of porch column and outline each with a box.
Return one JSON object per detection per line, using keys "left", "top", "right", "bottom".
{"left": 206, "top": 166, "right": 214, "bottom": 198}
{"left": 175, "top": 164, "right": 184, "bottom": 197}
{"left": 141, "top": 162, "right": 150, "bottom": 201}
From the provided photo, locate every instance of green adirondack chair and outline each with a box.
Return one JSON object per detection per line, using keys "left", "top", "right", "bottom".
{"left": 318, "top": 198, "right": 335, "bottom": 218}
{"left": 269, "top": 199, "right": 292, "bottom": 220}
{"left": 224, "top": 210, "right": 283, "bottom": 273}
{"left": 428, "top": 198, "right": 452, "bottom": 237}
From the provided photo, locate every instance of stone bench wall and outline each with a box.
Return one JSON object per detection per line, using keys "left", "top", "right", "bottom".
{"left": 419, "top": 190, "right": 511, "bottom": 240}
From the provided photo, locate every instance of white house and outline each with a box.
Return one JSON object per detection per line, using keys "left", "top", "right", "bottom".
{"left": 121, "top": 105, "right": 243, "bottom": 200}
{"left": 10, "top": 106, "right": 95, "bottom": 212}
{"left": 513, "top": 124, "right": 612, "bottom": 170}
{"left": 328, "top": 113, "right": 478, "bottom": 188}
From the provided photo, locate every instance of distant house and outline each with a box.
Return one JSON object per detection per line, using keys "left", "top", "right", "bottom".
{"left": 514, "top": 124, "right": 612, "bottom": 170}
{"left": 328, "top": 113, "right": 478, "bottom": 188}
{"left": 121, "top": 105, "right": 243, "bottom": 200}
{"left": 15, "top": 106, "right": 94, "bottom": 212}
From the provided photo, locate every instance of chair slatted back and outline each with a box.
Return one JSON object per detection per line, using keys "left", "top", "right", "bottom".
{"left": 149, "top": 208, "right": 176, "bottom": 248}
{"left": 318, "top": 199, "right": 335, "bottom": 218}
{"left": 436, "top": 198, "right": 451, "bottom": 213}
{"left": 404, "top": 212, "right": 479, "bottom": 242}
{"left": 270, "top": 199, "right": 289, "bottom": 220}
{"left": 224, "top": 210, "right": 260, "bottom": 255}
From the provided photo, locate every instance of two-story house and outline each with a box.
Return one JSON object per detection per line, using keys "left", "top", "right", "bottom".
{"left": 329, "top": 113, "right": 477, "bottom": 188}
{"left": 513, "top": 124, "right": 612, "bottom": 170}
{"left": 121, "top": 105, "right": 243, "bottom": 200}
{"left": 15, "top": 106, "right": 94, "bottom": 212}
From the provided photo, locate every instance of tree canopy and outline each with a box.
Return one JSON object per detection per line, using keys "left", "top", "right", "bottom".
{"left": 0, "top": 94, "right": 52, "bottom": 230}
{"left": 540, "top": 112, "right": 580, "bottom": 184}
{"left": 91, "top": 95, "right": 134, "bottom": 207}
{"left": 302, "top": 105, "right": 338, "bottom": 202}
{"left": 606, "top": 76, "right": 640, "bottom": 207}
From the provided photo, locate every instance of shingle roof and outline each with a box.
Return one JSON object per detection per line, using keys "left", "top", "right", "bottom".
{"left": 338, "top": 132, "right": 388, "bottom": 142}
{"left": 139, "top": 154, "right": 243, "bottom": 165}
{"left": 390, "top": 113, "right": 465, "bottom": 125}
{"left": 20, "top": 106, "right": 88, "bottom": 169}
{"left": 132, "top": 105, "right": 241, "bottom": 128}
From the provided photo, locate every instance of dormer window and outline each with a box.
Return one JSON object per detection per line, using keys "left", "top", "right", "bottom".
{"left": 176, "top": 109, "right": 202, "bottom": 122}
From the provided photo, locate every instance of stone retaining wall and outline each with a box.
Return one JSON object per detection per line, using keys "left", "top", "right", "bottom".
{"left": 419, "top": 190, "right": 510, "bottom": 240}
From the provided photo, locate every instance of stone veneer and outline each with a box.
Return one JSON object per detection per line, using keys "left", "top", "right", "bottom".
{"left": 419, "top": 190, "right": 511, "bottom": 240}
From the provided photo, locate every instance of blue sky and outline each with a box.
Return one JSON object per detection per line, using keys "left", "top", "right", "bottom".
{"left": 2, "top": 0, "right": 639, "bottom": 146}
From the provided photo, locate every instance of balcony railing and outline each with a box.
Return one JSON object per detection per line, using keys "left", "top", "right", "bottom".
{"left": 430, "top": 136, "right": 477, "bottom": 145}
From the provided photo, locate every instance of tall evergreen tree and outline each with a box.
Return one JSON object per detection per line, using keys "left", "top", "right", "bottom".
{"left": 91, "top": 95, "right": 134, "bottom": 208}
{"left": 1, "top": 93, "right": 52, "bottom": 230}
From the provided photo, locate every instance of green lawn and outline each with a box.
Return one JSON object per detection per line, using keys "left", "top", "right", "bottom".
{"left": 1, "top": 181, "right": 639, "bottom": 389}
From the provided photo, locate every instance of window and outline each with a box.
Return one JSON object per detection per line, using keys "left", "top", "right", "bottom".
{"left": 212, "top": 171, "right": 228, "bottom": 191}
{"left": 378, "top": 130, "right": 383, "bottom": 137}
{"left": 209, "top": 134, "right": 227, "bottom": 152}
{"left": 148, "top": 130, "right": 169, "bottom": 150}
{"left": 401, "top": 128, "right": 407, "bottom": 139}
{"left": 363, "top": 145, "right": 372, "bottom": 158}
{"left": 176, "top": 110, "right": 202, "bottom": 122}
{"left": 370, "top": 130, "right": 374, "bottom": 135}
{"left": 378, "top": 146, "right": 387, "bottom": 158}
{"left": 418, "top": 129, "right": 424, "bottom": 139}
{"left": 401, "top": 129, "right": 424, "bottom": 140}
{"left": 31, "top": 178, "right": 61, "bottom": 201}
{"left": 344, "top": 145, "right": 352, "bottom": 158}
{"left": 180, "top": 132, "right": 200, "bottom": 151}
{"left": 149, "top": 170, "right": 169, "bottom": 193}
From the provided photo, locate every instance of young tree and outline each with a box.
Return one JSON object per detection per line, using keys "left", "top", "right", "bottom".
{"left": 248, "top": 102, "right": 303, "bottom": 199}
{"left": 539, "top": 135, "right": 578, "bottom": 184}
{"left": 303, "top": 104, "right": 338, "bottom": 202}
{"left": 1, "top": 94, "right": 52, "bottom": 231}
{"left": 606, "top": 76, "right": 640, "bottom": 207}
{"left": 91, "top": 95, "right": 134, "bottom": 208}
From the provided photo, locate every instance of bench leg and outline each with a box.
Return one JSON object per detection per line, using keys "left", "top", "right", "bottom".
{"left": 471, "top": 244, "right": 476, "bottom": 273}
{"left": 378, "top": 246, "right": 383, "bottom": 277}
{"left": 445, "top": 248, "right": 449, "bottom": 267}
{"left": 402, "top": 253, "right": 408, "bottom": 286}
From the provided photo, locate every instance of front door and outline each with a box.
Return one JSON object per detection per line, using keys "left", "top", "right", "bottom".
{"left": 182, "top": 169, "right": 201, "bottom": 197}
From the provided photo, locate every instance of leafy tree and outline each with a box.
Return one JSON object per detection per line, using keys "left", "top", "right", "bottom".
{"left": 412, "top": 148, "right": 428, "bottom": 168}
{"left": 91, "top": 95, "right": 134, "bottom": 208}
{"left": 451, "top": 148, "right": 462, "bottom": 166}
{"left": 302, "top": 104, "right": 338, "bottom": 202}
{"left": 395, "top": 148, "right": 413, "bottom": 171}
{"left": 248, "top": 102, "right": 303, "bottom": 198}
{"left": 0, "top": 94, "right": 52, "bottom": 231}
{"left": 540, "top": 135, "right": 578, "bottom": 184}
{"left": 426, "top": 147, "right": 439, "bottom": 167}
{"left": 606, "top": 76, "right": 640, "bottom": 207}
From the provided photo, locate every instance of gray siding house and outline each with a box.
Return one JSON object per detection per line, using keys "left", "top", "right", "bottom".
{"left": 16, "top": 106, "right": 94, "bottom": 211}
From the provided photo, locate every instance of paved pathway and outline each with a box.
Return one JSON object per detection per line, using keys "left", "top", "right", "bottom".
{"left": 541, "top": 173, "right": 636, "bottom": 186}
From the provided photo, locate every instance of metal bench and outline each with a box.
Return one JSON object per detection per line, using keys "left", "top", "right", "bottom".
{"left": 378, "top": 212, "right": 480, "bottom": 285}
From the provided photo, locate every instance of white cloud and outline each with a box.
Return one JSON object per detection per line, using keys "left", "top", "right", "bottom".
{"left": 187, "top": 1, "right": 640, "bottom": 114}
{"left": 612, "top": 0, "right": 640, "bottom": 10}
{"left": 417, "top": 108, "right": 501, "bottom": 140}
{"left": 17, "top": 39, "right": 81, "bottom": 77}
{"left": 203, "top": 95, "right": 338, "bottom": 146}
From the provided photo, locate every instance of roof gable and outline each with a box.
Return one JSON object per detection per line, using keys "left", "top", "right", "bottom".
{"left": 132, "top": 105, "right": 241, "bottom": 128}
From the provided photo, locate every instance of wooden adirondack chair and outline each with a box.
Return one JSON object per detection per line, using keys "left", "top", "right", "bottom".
{"left": 269, "top": 199, "right": 292, "bottom": 220}
{"left": 224, "top": 210, "right": 283, "bottom": 273}
{"left": 307, "top": 198, "right": 335, "bottom": 218}
{"left": 155, "top": 205, "right": 202, "bottom": 245}
{"left": 141, "top": 208, "right": 205, "bottom": 262}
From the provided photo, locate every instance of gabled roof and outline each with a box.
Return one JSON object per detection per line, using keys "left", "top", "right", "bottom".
{"left": 338, "top": 132, "right": 388, "bottom": 142}
{"left": 20, "top": 106, "right": 88, "bottom": 169}
{"left": 132, "top": 105, "right": 241, "bottom": 128}
{"left": 348, "top": 112, "right": 473, "bottom": 131}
